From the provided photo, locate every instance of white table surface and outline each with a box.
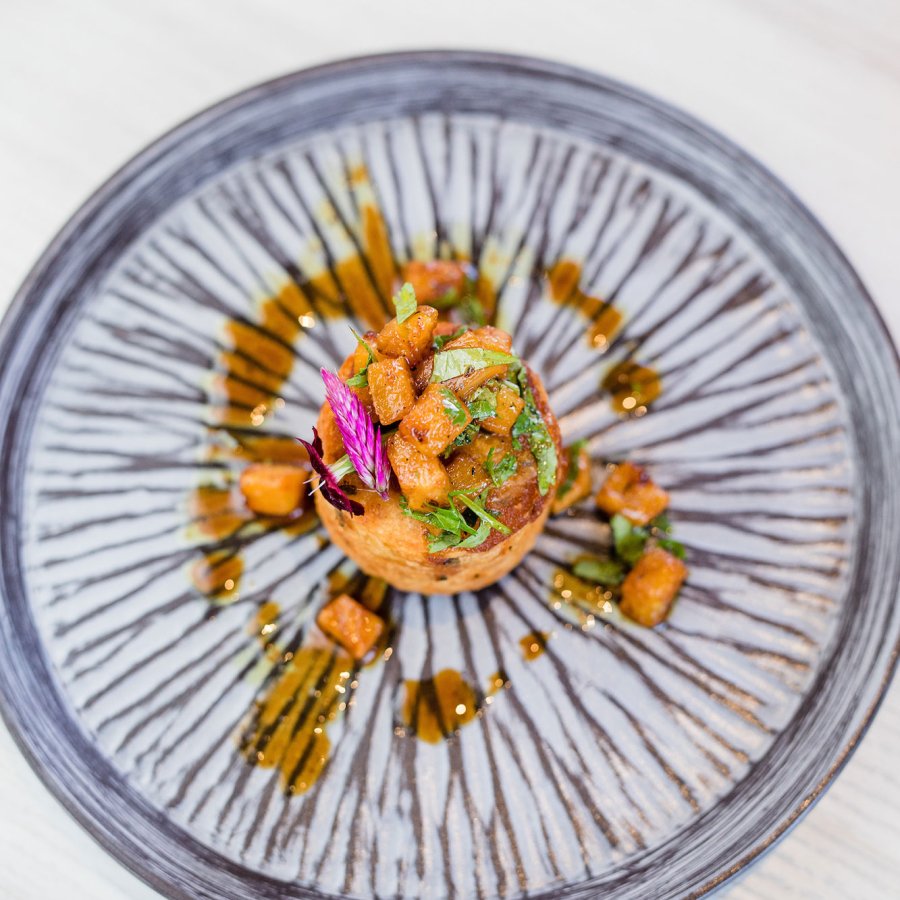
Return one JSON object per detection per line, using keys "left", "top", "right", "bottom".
{"left": 1, "top": 0, "right": 898, "bottom": 896}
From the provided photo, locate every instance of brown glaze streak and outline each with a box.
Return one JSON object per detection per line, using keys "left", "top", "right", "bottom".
{"left": 547, "top": 259, "right": 623, "bottom": 352}
{"left": 238, "top": 646, "right": 355, "bottom": 794}
{"left": 602, "top": 360, "right": 662, "bottom": 416}
{"left": 400, "top": 669, "right": 480, "bottom": 744}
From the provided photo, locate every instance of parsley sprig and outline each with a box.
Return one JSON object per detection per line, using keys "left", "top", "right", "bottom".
{"left": 346, "top": 329, "right": 376, "bottom": 388}
{"left": 510, "top": 363, "right": 558, "bottom": 495}
{"left": 400, "top": 489, "right": 509, "bottom": 552}
{"left": 484, "top": 447, "right": 517, "bottom": 486}
{"left": 393, "top": 282, "right": 417, "bottom": 323}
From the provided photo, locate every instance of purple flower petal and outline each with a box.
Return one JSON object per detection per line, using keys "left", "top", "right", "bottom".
{"left": 321, "top": 367, "right": 391, "bottom": 499}
{"left": 298, "top": 428, "right": 364, "bottom": 516}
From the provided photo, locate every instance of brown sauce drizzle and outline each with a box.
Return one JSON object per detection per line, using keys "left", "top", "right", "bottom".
{"left": 519, "top": 630, "right": 550, "bottom": 661}
{"left": 547, "top": 259, "right": 623, "bottom": 351}
{"left": 602, "top": 360, "right": 662, "bottom": 415}
{"left": 401, "top": 669, "right": 480, "bottom": 743}
{"left": 238, "top": 646, "right": 355, "bottom": 794}
{"left": 550, "top": 569, "right": 615, "bottom": 630}
{"left": 190, "top": 550, "right": 243, "bottom": 601}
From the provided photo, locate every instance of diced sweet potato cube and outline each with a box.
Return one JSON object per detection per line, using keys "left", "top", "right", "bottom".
{"left": 595, "top": 461, "right": 669, "bottom": 525}
{"left": 412, "top": 352, "right": 435, "bottom": 394}
{"left": 376, "top": 306, "right": 439, "bottom": 366}
{"left": 620, "top": 547, "right": 687, "bottom": 627}
{"left": 552, "top": 443, "right": 593, "bottom": 513}
{"left": 399, "top": 383, "right": 472, "bottom": 456}
{"left": 401, "top": 260, "right": 470, "bottom": 303}
{"left": 443, "top": 364, "right": 509, "bottom": 399}
{"left": 387, "top": 433, "right": 452, "bottom": 510}
{"left": 368, "top": 356, "right": 416, "bottom": 424}
{"left": 481, "top": 384, "right": 525, "bottom": 435}
{"left": 317, "top": 593, "right": 384, "bottom": 659}
{"left": 442, "top": 326, "right": 513, "bottom": 354}
{"left": 239, "top": 464, "right": 307, "bottom": 516}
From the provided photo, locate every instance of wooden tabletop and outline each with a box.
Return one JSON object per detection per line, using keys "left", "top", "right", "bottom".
{"left": 1, "top": 0, "right": 897, "bottom": 896}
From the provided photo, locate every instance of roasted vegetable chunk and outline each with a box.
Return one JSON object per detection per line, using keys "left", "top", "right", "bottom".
{"left": 317, "top": 593, "right": 384, "bottom": 659}
{"left": 443, "top": 364, "right": 508, "bottom": 399}
{"left": 619, "top": 547, "right": 687, "bottom": 627}
{"left": 387, "top": 433, "right": 451, "bottom": 510}
{"left": 400, "top": 260, "right": 470, "bottom": 303}
{"left": 399, "top": 383, "right": 472, "bottom": 456}
{"left": 595, "top": 461, "right": 669, "bottom": 526}
{"left": 552, "top": 442, "right": 593, "bottom": 513}
{"left": 239, "top": 464, "right": 307, "bottom": 516}
{"left": 376, "top": 305, "right": 439, "bottom": 366}
{"left": 481, "top": 384, "right": 525, "bottom": 435}
{"left": 442, "top": 326, "right": 513, "bottom": 354}
{"left": 368, "top": 356, "right": 416, "bottom": 424}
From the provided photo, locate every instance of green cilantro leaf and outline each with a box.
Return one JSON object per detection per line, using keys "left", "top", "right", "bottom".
{"left": 650, "top": 513, "right": 671, "bottom": 533}
{"left": 656, "top": 536, "right": 686, "bottom": 559}
{"left": 393, "top": 282, "right": 417, "bottom": 324}
{"left": 484, "top": 447, "right": 518, "bottom": 487}
{"left": 346, "top": 328, "right": 376, "bottom": 387}
{"left": 431, "top": 348, "right": 517, "bottom": 383}
{"left": 400, "top": 489, "right": 507, "bottom": 552}
{"left": 467, "top": 384, "right": 498, "bottom": 420}
{"left": 450, "top": 490, "right": 511, "bottom": 534}
{"left": 511, "top": 395, "right": 557, "bottom": 496}
{"left": 573, "top": 557, "right": 625, "bottom": 586}
{"left": 440, "top": 388, "right": 469, "bottom": 426}
{"left": 441, "top": 422, "right": 479, "bottom": 457}
{"left": 456, "top": 518, "right": 493, "bottom": 549}
{"left": 610, "top": 513, "right": 648, "bottom": 565}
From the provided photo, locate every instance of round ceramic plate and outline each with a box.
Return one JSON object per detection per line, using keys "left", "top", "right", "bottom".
{"left": 1, "top": 52, "right": 898, "bottom": 900}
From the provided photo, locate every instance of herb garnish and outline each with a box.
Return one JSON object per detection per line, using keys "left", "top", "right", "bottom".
{"left": 431, "top": 348, "right": 517, "bottom": 383}
{"left": 346, "top": 328, "right": 376, "bottom": 388}
{"left": 440, "top": 388, "right": 469, "bottom": 426}
{"left": 510, "top": 365, "right": 557, "bottom": 495}
{"left": 450, "top": 490, "right": 511, "bottom": 534}
{"left": 393, "top": 282, "right": 417, "bottom": 324}
{"left": 400, "top": 489, "right": 509, "bottom": 552}
{"left": 467, "top": 384, "right": 498, "bottom": 420}
{"left": 650, "top": 513, "right": 686, "bottom": 558}
{"left": 484, "top": 447, "right": 517, "bottom": 486}
{"left": 610, "top": 513, "right": 647, "bottom": 565}
{"left": 608, "top": 512, "right": 686, "bottom": 563}
{"left": 442, "top": 422, "right": 479, "bottom": 457}
{"left": 573, "top": 557, "right": 625, "bottom": 585}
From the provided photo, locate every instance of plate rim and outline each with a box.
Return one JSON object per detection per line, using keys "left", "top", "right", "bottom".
{"left": 1, "top": 48, "right": 898, "bottom": 900}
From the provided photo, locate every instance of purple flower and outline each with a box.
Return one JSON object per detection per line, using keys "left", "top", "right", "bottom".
{"left": 298, "top": 427, "right": 364, "bottom": 516}
{"left": 321, "top": 368, "right": 390, "bottom": 499}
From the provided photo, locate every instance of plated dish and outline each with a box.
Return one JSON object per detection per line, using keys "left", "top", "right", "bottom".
{"left": 0, "top": 52, "right": 898, "bottom": 900}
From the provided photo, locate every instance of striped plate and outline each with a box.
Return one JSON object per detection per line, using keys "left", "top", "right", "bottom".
{"left": 1, "top": 52, "right": 898, "bottom": 900}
